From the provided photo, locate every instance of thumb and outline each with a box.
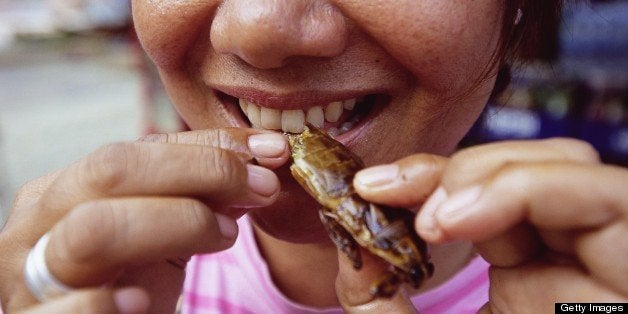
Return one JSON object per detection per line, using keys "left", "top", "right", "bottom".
{"left": 336, "top": 248, "right": 416, "bottom": 314}
{"left": 353, "top": 154, "right": 446, "bottom": 208}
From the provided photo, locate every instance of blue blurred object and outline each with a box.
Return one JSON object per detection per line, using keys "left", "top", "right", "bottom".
{"left": 561, "top": 1, "right": 628, "bottom": 59}
{"left": 463, "top": 1, "right": 628, "bottom": 166}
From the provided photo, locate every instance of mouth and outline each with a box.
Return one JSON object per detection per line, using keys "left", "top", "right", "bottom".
{"left": 213, "top": 87, "right": 389, "bottom": 142}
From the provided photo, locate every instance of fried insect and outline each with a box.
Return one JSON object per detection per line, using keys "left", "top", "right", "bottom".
{"left": 287, "top": 123, "right": 434, "bottom": 298}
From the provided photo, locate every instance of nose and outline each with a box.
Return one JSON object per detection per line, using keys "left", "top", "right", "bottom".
{"left": 211, "top": 0, "right": 347, "bottom": 69}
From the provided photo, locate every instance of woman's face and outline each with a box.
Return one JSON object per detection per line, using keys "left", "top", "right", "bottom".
{"left": 131, "top": 0, "right": 504, "bottom": 243}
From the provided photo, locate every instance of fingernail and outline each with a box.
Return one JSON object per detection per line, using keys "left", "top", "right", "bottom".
{"left": 417, "top": 187, "right": 447, "bottom": 239}
{"left": 215, "top": 214, "right": 238, "bottom": 239}
{"left": 437, "top": 185, "right": 483, "bottom": 219}
{"left": 114, "top": 287, "right": 150, "bottom": 314}
{"left": 247, "top": 164, "right": 280, "bottom": 197}
{"left": 354, "top": 164, "right": 399, "bottom": 188}
{"left": 248, "top": 133, "right": 287, "bottom": 158}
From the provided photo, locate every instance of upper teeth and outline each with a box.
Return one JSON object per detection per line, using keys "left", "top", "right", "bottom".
{"left": 239, "top": 98, "right": 360, "bottom": 134}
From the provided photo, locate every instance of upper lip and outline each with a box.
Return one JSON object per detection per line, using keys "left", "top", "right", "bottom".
{"left": 212, "top": 84, "right": 387, "bottom": 110}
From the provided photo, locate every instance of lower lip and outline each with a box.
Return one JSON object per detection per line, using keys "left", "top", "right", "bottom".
{"left": 213, "top": 91, "right": 389, "bottom": 148}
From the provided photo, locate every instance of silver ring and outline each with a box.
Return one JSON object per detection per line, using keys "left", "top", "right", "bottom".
{"left": 24, "top": 233, "right": 73, "bottom": 301}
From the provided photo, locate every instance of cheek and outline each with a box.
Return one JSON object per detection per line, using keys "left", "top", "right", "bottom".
{"left": 336, "top": 0, "right": 504, "bottom": 96}
{"left": 132, "top": 0, "right": 217, "bottom": 70}
{"left": 132, "top": 0, "right": 224, "bottom": 129}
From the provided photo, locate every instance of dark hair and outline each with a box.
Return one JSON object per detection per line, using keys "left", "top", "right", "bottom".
{"left": 488, "top": 0, "right": 563, "bottom": 98}
{"left": 501, "top": 0, "right": 563, "bottom": 62}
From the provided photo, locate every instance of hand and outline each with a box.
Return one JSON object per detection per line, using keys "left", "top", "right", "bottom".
{"left": 335, "top": 246, "right": 417, "bottom": 314}
{"left": 12, "top": 288, "right": 149, "bottom": 314}
{"left": 354, "top": 138, "right": 628, "bottom": 312}
{"left": 335, "top": 154, "right": 447, "bottom": 313}
{"left": 0, "top": 128, "right": 290, "bottom": 313}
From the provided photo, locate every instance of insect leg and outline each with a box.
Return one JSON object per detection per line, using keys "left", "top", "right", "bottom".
{"left": 319, "top": 209, "right": 362, "bottom": 269}
{"left": 369, "top": 269, "right": 402, "bottom": 298}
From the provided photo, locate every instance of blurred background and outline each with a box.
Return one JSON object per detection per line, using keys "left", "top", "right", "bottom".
{"left": 0, "top": 0, "right": 181, "bottom": 226}
{"left": 463, "top": 0, "right": 628, "bottom": 167}
{"left": 0, "top": 0, "right": 627, "bottom": 227}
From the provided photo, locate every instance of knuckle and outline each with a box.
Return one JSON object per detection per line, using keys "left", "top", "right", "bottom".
{"left": 200, "top": 147, "right": 244, "bottom": 192}
{"left": 14, "top": 180, "right": 41, "bottom": 203}
{"left": 543, "top": 138, "right": 600, "bottom": 162}
{"left": 179, "top": 199, "right": 212, "bottom": 236}
{"left": 487, "top": 162, "right": 549, "bottom": 206}
{"left": 403, "top": 153, "right": 446, "bottom": 169}
{"left": 450, "top": 140, "right": 493, "bottom": 160}
{"left": 175, "top": 199, "right": 226, "bottom": 251}
{"left": 14, "top": 183, "right": 34, "bottom": 204}
{"left": 197, "top": 128, "right": 225, "bottom": 146}
{"left": 12, "top": 171, "right": 59, "bottom": 209}
{"left": 213, "top": 128, "right": 236, "bottom": 147}
{"left": 448, "top": 147, "right": 480, "bottom": 174}
{"left": 416, "top": 154, "right": 447, "bottom": 176}
{"left": 80, "top": 143, "right": 134, "bottom": 194}
{"left": 492, "top": 162, "right": 534, "bottom": 188}
{"left": 59, "top": 201, "right": 119, "bottom": 263}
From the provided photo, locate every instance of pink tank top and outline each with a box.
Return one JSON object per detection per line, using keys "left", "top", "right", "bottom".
{"left": 181, "top": 216, "right": 490, "bottom": 313}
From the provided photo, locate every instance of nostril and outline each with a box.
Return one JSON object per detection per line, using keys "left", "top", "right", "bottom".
{"left": 210, "top": 0, "right": 347, "bottom": 69}
{"left": 233, "top": 46, "right": 292, "bottom": 70}
{"left": 209, "top": 11, "right": 295, "bottom": 69}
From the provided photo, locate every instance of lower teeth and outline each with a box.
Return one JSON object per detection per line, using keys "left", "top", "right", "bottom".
{"left": 324, "top": 114, "right": 364, "bottom": 137}
{"left": 340, "top": 121, "right": 354, "bottom": 133}
{"left": 230, "top": 93, "right": 374, "bottom": 136}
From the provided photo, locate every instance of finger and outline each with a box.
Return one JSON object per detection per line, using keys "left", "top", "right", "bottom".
{"left": 4, "top": 169, "right": 64, "bottom": 231}
{"left": 13, "top": 169, "right": 64, "bottom": 209}
{"left": 474, "top": 228, "right": 589, "bottom": 281}
{"left": 417, "top": 138, "right": 602, "bottom": 241}
{"left": 46, "top": 197, "right": 238, "bottom": 287}
{"left": 473, "top": 224, "right": 543, "bottom": 267}
{"left": 340, "top": 292, "right": 416, "bottom": 314}
{"left": 415, "top": 187, "right": 543, "bottom": 267}
{"left": 354, "top": 154, "right": 447, "bottom": 208}
{"left": 442, "top": 138, "right": 600, "bottom": 192}
{"left": 19, "top": 287, "right": 149, "bottom": 314}
{"left": 25, "top": 141, "right": 280, "bottom": 240}
{"left": 432, "top": 163, "right": 627, "bottom": 241}
{"left": 577, "top": 221, "right": 628, "bottom": 295}
{"left": 424, "top": 162, "right": 628, "bottom": 291}
{"left": 139, "top": 128, "right": 290, "bottom": 169}
{"left": 336, "top": 249, "right": 416, "bottom": 313}
{"left": 484, "top": 264, "right": 626, "bottom": 313}
{"left": 537, "top": 229, "right": 579, "bottom": 256}
{"left": 115, "top": 261, "right": 185, "bottom": 313}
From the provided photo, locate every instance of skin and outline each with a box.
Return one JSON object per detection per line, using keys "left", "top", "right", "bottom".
{"left": 0, "top": 0, "right": 626, "bottom": 313}
{"left": 132, "top": 0, "right": 501, "bottom": 243}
